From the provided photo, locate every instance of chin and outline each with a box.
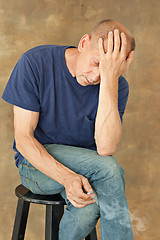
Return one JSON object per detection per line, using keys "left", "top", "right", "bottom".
{"left": 76, "top": 78, "right": 87, "bottom": 86}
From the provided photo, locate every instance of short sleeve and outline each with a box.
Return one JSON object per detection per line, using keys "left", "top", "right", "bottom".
{"left": 2, "top": 54, "right": 40, "bottom": 112}
{"left": 118, "top": 76, "right": 129, "bottom": 123}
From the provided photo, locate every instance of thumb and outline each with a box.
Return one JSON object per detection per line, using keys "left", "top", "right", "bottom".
{"left": 126, "top": 51, "right": 134, "bottom": 71}
{"left": 81, "top": 176, "right": 93, "bottom": 194}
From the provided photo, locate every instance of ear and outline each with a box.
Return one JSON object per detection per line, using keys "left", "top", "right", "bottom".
{"left": 78, "top": 34, "right": 91, "bottom": 52}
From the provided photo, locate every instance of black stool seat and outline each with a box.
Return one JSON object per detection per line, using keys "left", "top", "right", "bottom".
{"left": 12, "top": 184, "right": 97, "bottom": 240}
{"left": 15, "top": 184, "right": 66, "bottom": 205}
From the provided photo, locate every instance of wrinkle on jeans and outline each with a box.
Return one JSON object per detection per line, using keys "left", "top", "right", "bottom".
{"left": 60, "top": 189, "right": 100, "bottom": 230}
{"left": 96, "top": 189, "right": 132, "bottom": 229}
{"left": 64, "top": 203, "right": 100, "bottom": 230}
{"left": 59, "top": 212, "right": 95, "bottom": 240}
{"left": 17, "top": 144, "right": 133, "bottom": 239}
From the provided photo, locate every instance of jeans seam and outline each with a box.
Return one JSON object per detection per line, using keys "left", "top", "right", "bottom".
{"left": 21, "top": 163, "right": 35, "bottom": 170}
{"left": 20, "top": 174, "right": 47, "bottom": 195}
{"left": 63, "top": 209, "right": 96, "bottom": 239}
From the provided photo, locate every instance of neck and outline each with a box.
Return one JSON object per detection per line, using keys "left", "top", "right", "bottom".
{"left": 65, "top": 48, "right": 79, "bottom": 77}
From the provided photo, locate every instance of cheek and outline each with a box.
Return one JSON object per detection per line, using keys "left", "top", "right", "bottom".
{"left": 81, "top": 58, "right": 92, "bottom": 73}
{"left": 76, "top": 56, "right": 92, "bottom": 75}
{"left": 84, "top": 63, "right": 95, "bottom": 74}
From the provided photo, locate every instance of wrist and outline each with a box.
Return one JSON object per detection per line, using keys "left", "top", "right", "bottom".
{"left": 100, "top": 75, "right": 118, "bottom": 87}
{"left": 57, "top": 163, "right": 76, "bottom": 186}
{"left": 99, "top": 79, "right": 118, "bottom": 101}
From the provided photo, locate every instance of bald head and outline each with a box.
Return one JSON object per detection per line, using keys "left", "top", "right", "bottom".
{"left": 89, "top": 19, "right": 135, "bottom": 56}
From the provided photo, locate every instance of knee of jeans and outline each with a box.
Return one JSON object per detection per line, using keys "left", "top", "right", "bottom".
{"left": 66, "top": 201, "right": 100, "bottom": 229}
{"left": 90, "top": 156, "right": 125, "bottom": 193}
{"left": 91, "top": 156, "right": 122, "bottom": 180}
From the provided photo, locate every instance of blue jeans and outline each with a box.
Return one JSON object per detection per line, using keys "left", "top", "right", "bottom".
{"left": 18, "top": 144, "right": 134, "bottom": 240}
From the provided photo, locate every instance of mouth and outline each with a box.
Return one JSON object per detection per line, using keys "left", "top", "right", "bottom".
{"left": 85, "top": 77, "right": 91, "bottom": 84}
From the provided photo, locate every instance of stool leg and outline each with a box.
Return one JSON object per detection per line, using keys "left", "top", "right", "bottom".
{"left": 85, "top": 227, "right": 98, "bottom": 240}
{"left": 12, "top": 198, "right": 30, "bottom": 240}
{"left": 45, "top": 205, "right": 64, "bottom": 240}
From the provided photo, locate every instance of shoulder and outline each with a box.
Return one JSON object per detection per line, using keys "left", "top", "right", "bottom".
{"left": 15, "top": 45, "right": 66, "bottom": 75}
{"left": 19, "top": 45, "right": 75, "bottom": 69}
{"left": 21, "top": 45, "right": 64, "bottom": 62}
{"left": 24, "top": 45, "right": 62, "bottom": 55}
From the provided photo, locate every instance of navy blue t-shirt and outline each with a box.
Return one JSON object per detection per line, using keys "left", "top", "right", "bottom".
{"left": 2, "top": 45, "right": 129, "bottom": 167}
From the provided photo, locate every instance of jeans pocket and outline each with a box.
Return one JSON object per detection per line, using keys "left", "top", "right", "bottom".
{"left": 20, "top": 174, "right": 47, "bottom": 195}
{"left": 18, "top": 158, "right": 47, "bottom": 195}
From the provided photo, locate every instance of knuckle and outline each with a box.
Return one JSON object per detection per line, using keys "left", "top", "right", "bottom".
{"left": 77, "top": 192, "right": 83, "bottom": 198}
{"left": 106, "top": 54, "right": 111, "bottom": 60}
{"left": 79, "top": 193, "right": 87, "bottom": 200}
{"left": 112, "top": 53, "right": 118, "bottom": 60}
{"left": 82, "top": 194, "right": 89, "bottom": 200}
{"left": 120, "top": 53, "right": 126, "bottom": 60}
{"left": 81, "top": 176, "right": 86, "bottom": 181}
{"left": 68, "top": 188, "right": 72, "bottom": 195}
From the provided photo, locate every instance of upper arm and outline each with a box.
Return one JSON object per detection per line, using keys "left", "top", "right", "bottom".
{"left": 2, "top": 54, "right": 40, "bottom": 112}
{"left": 13, "top": 105, "right": 39, "bottom": 140}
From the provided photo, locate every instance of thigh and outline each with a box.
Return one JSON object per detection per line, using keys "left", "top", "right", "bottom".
{"left": 44, "top": 144, "right": 125, "bottom": 181}
{"left": 18, "top": 157, "right": 64, "bottom": 195}
{"left": 18, "top": 143, "right": 124, "bottom": 195}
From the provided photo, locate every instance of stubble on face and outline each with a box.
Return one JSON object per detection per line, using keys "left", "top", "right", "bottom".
{"left": 75, "top": 46, "right": 101, "bottom": 86}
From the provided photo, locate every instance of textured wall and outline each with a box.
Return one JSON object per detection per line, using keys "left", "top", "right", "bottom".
{"left": 0, "top": 0, "right": 159, "bottom": 239}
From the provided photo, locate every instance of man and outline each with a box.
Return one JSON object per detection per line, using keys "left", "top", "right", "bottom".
{"left": 2, "top": 19, "right": 135, "bottom": 239}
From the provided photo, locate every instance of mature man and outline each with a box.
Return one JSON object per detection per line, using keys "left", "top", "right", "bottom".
{"left": 2, "top": 19, "right": 135, "bottom": 239}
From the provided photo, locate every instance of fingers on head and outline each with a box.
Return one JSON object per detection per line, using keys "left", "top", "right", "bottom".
{"left": 113, "top": 29, "right": 121, "bottom": 52}
{"left": 107, "top": 29, "right": 127, "bottom": 56}
{"left": 98, "top": 37, "right": 105, "bottom": 56}
{"left": 120, "top": 32, "right": 127, "bottom": 57}
{"left": 107, "top": 31, "right": 113, "bottom": 53}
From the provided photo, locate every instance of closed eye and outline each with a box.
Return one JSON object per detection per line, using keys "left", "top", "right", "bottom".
{"left": 94, "top": 61, "right": 99, "bottom": 67}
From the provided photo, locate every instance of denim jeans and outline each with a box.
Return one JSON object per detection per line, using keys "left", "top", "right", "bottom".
{"left": 18, "top": 144, "right": 134, "bottom": 240}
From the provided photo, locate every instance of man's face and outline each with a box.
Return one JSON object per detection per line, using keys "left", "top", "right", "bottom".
{"left": 75, "top": 31, "right": 131, "bottom": 86}
{"left": 75, "top": 44, "right": 101, "bottom": 86}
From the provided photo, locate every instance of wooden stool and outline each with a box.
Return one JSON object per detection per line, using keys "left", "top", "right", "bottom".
{"left": 12, "top": 184, "right": 97, "bottom": 240}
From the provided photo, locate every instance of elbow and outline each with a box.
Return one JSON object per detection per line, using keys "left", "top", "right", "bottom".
{"left": 96, "top": 144, "right": 117, "bottom": 156}
{"left": 95, "top": 135, "right": 121, "bottom": 157}
{"left": 15, "top": 134, "right": 20, "bottom": 149}
{"left": 15, "top": 134, "right": 31, "bottom": 152}
{"left": 98, "top": 152, "right": 114, "bottom": 157}
{"left": 97, "top": 149, "right": 115, "bottom": 156}
{"left": 15, "top": 135, "right": 23, "bottom": 152}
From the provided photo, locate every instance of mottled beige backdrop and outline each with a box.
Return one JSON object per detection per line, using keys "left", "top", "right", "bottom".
{"left": 0, "top": 0, "right": 159, "bottom": 239}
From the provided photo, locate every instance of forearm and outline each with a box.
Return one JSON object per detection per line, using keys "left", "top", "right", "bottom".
{"left": 95, "top": 79, "right": 122, "bottom": 156}
{"left": 95, "top": 30, "right": 134, "bottom": 156}
{"left": 16, "top": 135, "right": 74, "bottom": 186}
